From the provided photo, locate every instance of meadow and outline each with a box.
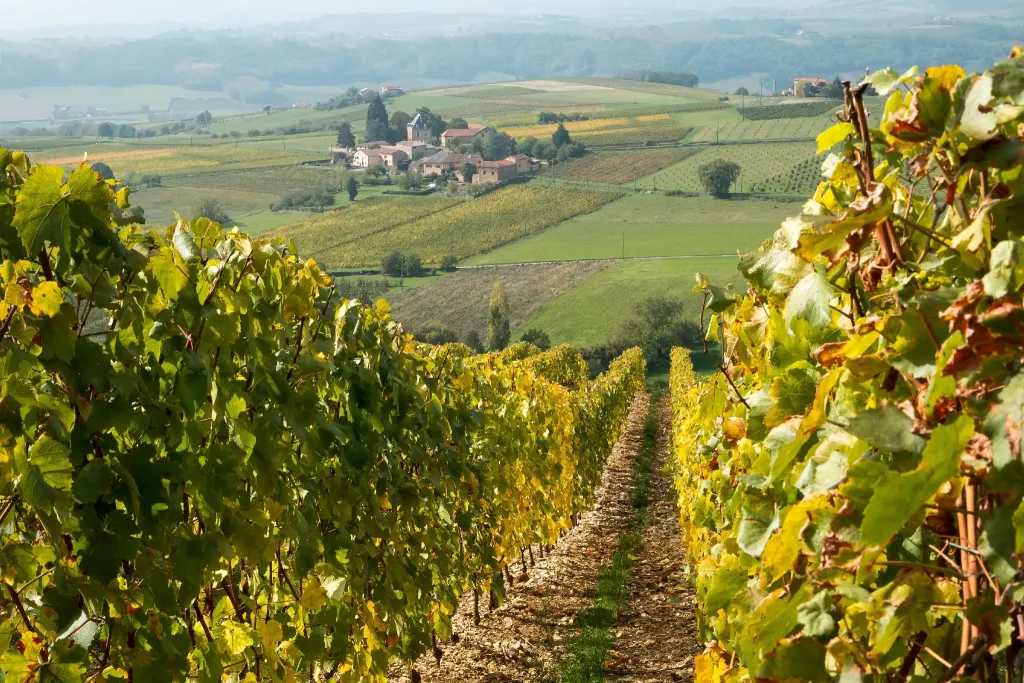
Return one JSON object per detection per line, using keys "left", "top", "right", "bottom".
{"left": 467, "top": 195, "right": 789, "bottom": 264}
{"left": 634, "top": 141, "right": 817, "bottom": 192}
{"left": 514, "top": 256, "right": 742, "bottom": 349}
{"left": 543, "top": 148, "right": 699, "bottom": 184}
{"left": 36, "top": 144, "right": 322, "bottom": 177}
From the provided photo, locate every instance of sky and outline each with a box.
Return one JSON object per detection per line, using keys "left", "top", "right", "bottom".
{"left": 5, "top": 0, "right": 812, "bottom": 36}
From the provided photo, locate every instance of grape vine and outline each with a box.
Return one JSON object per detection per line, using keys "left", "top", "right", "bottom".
{"left": 670, "top": 49, "right": 1024, "bottom": 681}
{"left": 0, "top": 148, "right": 645, "bottom": 682}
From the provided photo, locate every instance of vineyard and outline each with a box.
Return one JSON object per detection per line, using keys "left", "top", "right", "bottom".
{"left": 0, "top": 149, "right": 645, "bottom": 681}
{"left": 738, "top": 99, "right": 843, "bottom": 120}
{"left": 503, "top": 114, "right": 691, "bottom": 146}
{"left": 747, "top": 153, "right": 826, "bottom": 195}
{"left": 669, "top": 52, "right": 1024, "bottom": 681}
{"left": 274, "top": 184, "right": 622, "bottom": 268}
{"left": 634, "top": 141, "right": 816, "bottom": 192}
{"left": 542, "top": 148, "right": 699, "bottom": 183}
{"left": 688, "top": 114, "right": 836, "bottom": 142}
{"left": 36, "top": 145, "right": 322, "bottom": 177}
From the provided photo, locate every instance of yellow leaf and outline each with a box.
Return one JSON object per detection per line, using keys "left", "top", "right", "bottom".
{"left": 257, "top": 619, "right": 283, "bottom": 651}
{"left": 218, "top": 620, "right": 254, "bottom": 656}
{"left": 925, "top": 64, "right": 966, "bottom": 91}
{"left": 29, "top": 281, "right": 64, "bottom": 317}
{"left": 298, "top": 578, "right": 328, "bottom": 611}
{"left": 816, "top": 122, "right": 855, "bottom": 154}
{"left": 762, "top": 496, "right": 834, "bottom": 580}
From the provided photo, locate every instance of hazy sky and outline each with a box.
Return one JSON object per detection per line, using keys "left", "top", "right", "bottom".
{"left": 6, "top": 0, "right": 805, "bottom": 35}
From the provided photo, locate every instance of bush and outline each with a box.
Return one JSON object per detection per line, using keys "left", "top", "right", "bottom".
{"left": 519, "top": 328, "right": 551, "bottom": 350}
{"left": 381, "top": 250, "right": 423, "bottom": 277}
{"left": 615, "top": 296, "right": 701, "bottom": 362}
{"left": 414, "top": 321, "right": 460, "bottom": 345}
{"left": 439, "top": 252, "right": 458, "bottom": 272}
{"left": 697, "top": 159, "right": 741, "bottom": 197}
{"left": 463, "top": 330, "right": 484, "bottom": 353}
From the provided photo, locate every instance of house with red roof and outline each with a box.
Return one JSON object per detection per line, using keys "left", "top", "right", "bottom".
{"left": 473, "top": 159, "right": 518, "bottom": 185}
{"left": 441, "top": 123, "right": 488, "bottom": 149}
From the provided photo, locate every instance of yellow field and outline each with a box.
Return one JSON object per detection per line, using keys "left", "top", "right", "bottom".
{"left": 503, "top": 114, "right": 687, "bottom": 147}
{"left": 37, "top": 146, "right": 321, "bottom": 177}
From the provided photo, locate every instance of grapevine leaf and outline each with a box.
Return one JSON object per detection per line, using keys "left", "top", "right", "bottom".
{"left": 961, "top": 75, "right": 999, "bottom": 140}
{"left": 173, "top": 226, "right": 201, "bottom": 262}
{"left": 983, "top": 240, "right": 1024, "bottom": 299}
{"left": 72, "top": 459, "right": 113, "bottom": 504}
{"left": 18, "top": 436, "right": 74, "bottom": 511}
{"left": 784, "top": 266, "right": 834, "bottom": 330}
{"left": 766, "top": 361, "right": 819, "bottom": 428}
{"left": 756, "top": 637, "right": 830, "bottom": 682}
{"left": 796, "top": 450, "right": 848, "bottom": 496}
{"left": 195, "top": 644, "right": 223, "bottom": 683}
{"left": 55, "top": 611, "right": 100, "bottom": 650}
{"left": 860, "top": 415, "right": 974, "bottom": 546}
{"left": 218, "top": 621, "right": 255, "bottom": 656}
{"left": 30, "top": 281, "right": 64, "bottom": 317}
{"left": 979, "top": 503, "right": 1018, "bottom": 585}
{"left": 845, "top": 406, "right": 925, "bottom": 457}
{"left": 66, "top": 164, "right": 113, "bottom": 226}
{"left": 13, "top": 165, "right": 68, "bottom": 254}
{"left": 816, "top": 122, "right": 854, "bottom": 154}
{"left": 983, "top": 375, "right": 1024, "bottom": 471}
{"left": 862, "top": 66, "right": 917, "bottom": 95}
{"left": 796, "top": 591, "right": 836, "bottom": 638}
{"left": 150, "top": 249, "right": 190, "bottom": 299}
{"left": 738, "top": 505, "right": 780, "bottom": 558}
{"left": 704, "top": 565, "right": 747, "bottom": 614}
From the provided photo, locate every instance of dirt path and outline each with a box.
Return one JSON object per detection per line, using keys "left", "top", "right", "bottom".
{"left": 390, "top": 393, "right": 651, "bottom": 683}
{"left": 604, "top": 395, "right": 702, "bottom": 682}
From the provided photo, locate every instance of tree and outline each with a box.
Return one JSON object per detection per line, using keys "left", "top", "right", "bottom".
{"left": 448, "top": 117, "right": 468, "bottom": 129}
{"left": 365, "top": 94, "right": 390, "bottom": 142}
{"left": 821, "top": 77, "right": 844, "bottom": 99}
{"left": 697, "top": 159, "right": 741, "bottom": 197}
{"left": 463, "top": 330, "right": 483, "bottom": 353}
{"left": 365, "top": 164, "right": 389, "bottom": 179}
{"left": 734, "top": 87, "right": 750, "bottom": 96}
{"left": 616, "top": 296, "right": 701, "bottom": 361}
{"left": 552, "top": 122, "right": 572, "bottom": 147}
{"left": 97, "top": 122, "right": 115, "bottom": 138}
{"left": 461, "top": 163, "right": 477, "bottom": 183}
{"left": 389, "top": 110, "right": 412, "bottom": 132}
{"left": 336, "top": 122, "right": 355, "bottom": 148}
{"left": 416, "top": 107, "right": 447, "bottom": 138}
{"left": 346, "top": 176, "right": 359, "bottom": 201}
{"left": 196, "top": 111, "right": 213, "bottom": 125}
{"left": 381, "top": 250, "right": 423, "bottom": 278}
{"left": 520, "top": 328, "right": 550, "bottom": 350}
{"left": 414, "top": 322, "right": 460, "bottom": 345}
{"left": 519, "top": 137, "right": 539, "bottom": 158}
{"left": 263, "top": 105, "right": 272, "bottom": 115}
{"left": 482, "top": 130, "right": 516, "bottom": 161}
{"left": 487, "top": 281, "right": 511, "bottom": 352}
{"left": 92, "top": 162, "right": 114, "bottom": 180}
{"left": 190, "top": 197, "right": 233, "bottom": 225}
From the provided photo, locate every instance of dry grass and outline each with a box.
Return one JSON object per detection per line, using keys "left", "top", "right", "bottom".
{"left": 545, "top": 148, "right": 700, "bottom": 184}
{"left": 388, "top": 261, "right": 612, "bottom": 341}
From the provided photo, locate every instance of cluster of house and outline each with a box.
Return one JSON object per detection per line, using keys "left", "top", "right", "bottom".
{"left": 780, "top": 76, "right": 829, "bottom": 96}
{"left": 344, "top": 114, "right": 539, "bottom": 184}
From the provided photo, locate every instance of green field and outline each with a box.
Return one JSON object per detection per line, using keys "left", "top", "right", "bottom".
{"left": 636, "top": 142, "right": 817, "bottom": 193}
{"left": 131, "top": 185, "right": 275, "bottom": 226}
{"left": 689, "top": 114, "right": 835, "bottom": 143}
{"left": 467, "top": 195, "right": 789, "bottom": 264}
{"left": 514, "top": 257, "right": 741, "bottom": 349}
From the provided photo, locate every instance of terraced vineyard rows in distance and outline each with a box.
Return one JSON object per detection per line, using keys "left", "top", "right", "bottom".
{"left": 543, "top": 148, "right": 700, "bottom": 184}
{"left": 635, "top": 141, "right": 818, "bottom": 192}
{"left": 272, "top": 183, "right": 622, "bottom": 268}
{"left": 688, "top": 113, "right": 837, "bottom": 142}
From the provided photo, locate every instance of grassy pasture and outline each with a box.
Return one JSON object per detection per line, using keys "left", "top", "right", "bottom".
{"left": 467, "top": 195, "right": 788, "bottom": 264}
{"left": 504, "top": 114, "right": 690, "bottom": 146}
{"left": 515, "top": 257, "right": 742, "bottom": 349}
{"left": 36, "top": 144, "right": 322, "bottom": 177}
{"left": 131, "top": 185, "right": 276, "bottom": 227}
{"left": 635, "top": 142, "right": 817, "bottom": 192}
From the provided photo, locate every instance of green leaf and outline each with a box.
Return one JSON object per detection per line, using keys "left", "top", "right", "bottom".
{"left": 704, "top": 565, "right": 747, "bottom": 613}
{"left": 863, "top": 66, "right": 917, "bottom": 96}
{"left": 860, "top": 415, "right": 974, "bottom": 546}
{"left": 150, "top": 249, "right": 190, "bottom": 300}
{"left": 738, "top": 505, "right": 780, "bottom": 558}
{"left": 72, "top": 460, "right": 113, "bottom": 504}
{"left": 983, "top": 375, "right": 1024, "bottom": 470}
{"left": 796, "top": 451, "right": 849, "bottom": 496}
{"left": 784, "top": 266, "right": 834, "bottom": 330}
{"left": 984, "top": 240, "right": 1024, "bottom": 299}
{"left": 13, "top": 165, "right": 68, "bottom": 254}
{"left": 961, "top": 75, "right": 999, "bottom": 141}
{"left": 845, "top": 406, "right": 925, "bottom": 457}
{"left": 797, "top": 591, "right": 836, "bottom": 637}
{"left": 816, "top": 122, "right": 854, "bottom": 154}
{"left": 173, "top": 226, "right": 201, "bottom": 262}
{"left": 18, "top": 436, "right": 74, "bottom": 511}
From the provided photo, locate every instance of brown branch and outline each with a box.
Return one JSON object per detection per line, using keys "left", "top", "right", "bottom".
{"left": 5, "top": 581, "right": 36, "bottom": 632}
{"left": 938, "top": 637, "right": 987, "bottom": 682}
{"left": 0, "top": 308, "right": 16, "bottom": 346}
{"left": 700, "top": 292, "right": 750, "bottom": 408}
{"left": 38, "top": 248, "right": 54, "bottom": 281}
{"left": 894, "top": 631, "right": 927, "bottom": 683}
{"left": 193, "top": 602, "right": 213, "bottom": 642}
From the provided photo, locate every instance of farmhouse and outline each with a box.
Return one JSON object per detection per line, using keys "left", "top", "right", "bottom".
{"left": 353, "top": 148, "right": 383, "bottom": 168}
{"left": 381, "top": 84, "right": 405, "bottom": 97}
{"left": 441, "top": 124, "right": 487, "bottom": 149}
{"left": 473, "top": 160, "right": 518, "bottom": 185}
{"left": 507, "top": 154, "right": 540, "bottom": 174}
{"left": 410, "top": 150, "right": 485, "bottom": 176}
{"left": 395, "top": 140, "right": 437, "bottom": 160}
{"left": 378, "top": 147, "right": 409, "bottom": 168}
